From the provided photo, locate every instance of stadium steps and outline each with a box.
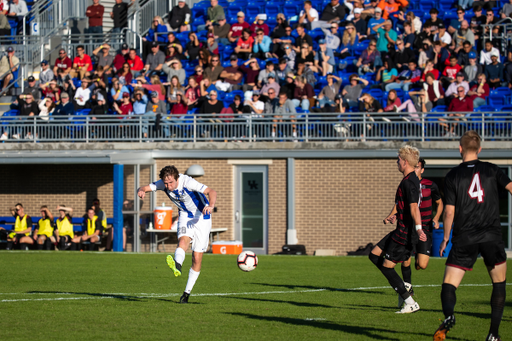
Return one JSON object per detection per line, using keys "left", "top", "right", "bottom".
{"left": 0, "top": 96, "right": 16, "bottom": 115}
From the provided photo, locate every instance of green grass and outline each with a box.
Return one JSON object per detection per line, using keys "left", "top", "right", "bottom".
{"left": 0, "top": 252, "right": 511, "bottom": 341}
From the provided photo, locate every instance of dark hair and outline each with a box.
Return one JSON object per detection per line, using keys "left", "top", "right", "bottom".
{"left": 279, "top": 58, "right": 287, "bottom": 64}
{"left": 463, "top": 40, "right": 471, "bottom": 46}
{"left": 474, "top": 5, "right": 482, "bottom": 11}
{"left": 234, "top": 94, "right": 241, "bottom": 101}
{"left": 449, "top": 55, "right": 458, "bottom": 60}
{"left": 77, "top": 45, "right": 85, "bottom": 50}
{"left": 159, "top": 165, "right": 179, "bottom": 180}
{"left": 242, "top": 28, "right": 251, "bottom": 36}
{"left": 304, "top": 0, "right": 312, "bottom": 5}
{"left": 296, "top": 23, "right": 306, "bottom": 29}
{"left": 429, "top": 8, "right": 438, "bottom": 14}
{"left": 92, "top": 198, "right": 100, "bottom": 203}
{"left": 433, "top": 41, "right": 442, "bottom": 47}
{"left": 15, "top": 203, "right": 23, "bottom": 208}
{"left": 456, "top": 6, "right": 464, "bottom": 12}
{"left": 418, "top": 158, "right": 426, "bottom": 169}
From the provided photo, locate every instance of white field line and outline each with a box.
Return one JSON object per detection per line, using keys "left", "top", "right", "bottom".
{"left": 1, "top": 283, "right": 510, "bottom": 303}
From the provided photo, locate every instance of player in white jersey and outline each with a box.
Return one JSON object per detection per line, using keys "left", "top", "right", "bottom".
{"left": 137, "top": 165, "right": 217, "bottom": 303}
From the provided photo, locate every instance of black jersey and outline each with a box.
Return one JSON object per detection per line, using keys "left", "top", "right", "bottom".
{"left": 393, "top": 171, "right": 421, "bottom": 246}
{"left": 444, "top": 160, "right": 511, "bottom": 246}
{"left": 419, "top": 178, "right": 442, "bottom": 233}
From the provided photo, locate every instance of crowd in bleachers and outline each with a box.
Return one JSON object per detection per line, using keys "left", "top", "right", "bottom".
{"left": 2, "top": 0, "right": 512, "bottom": 140}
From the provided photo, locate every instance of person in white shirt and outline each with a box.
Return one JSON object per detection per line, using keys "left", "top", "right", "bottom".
{"left": 137, "top": 165, "right": 217, "bottom": 304}
{"left": 299, "top": 0, "right": 319, "bottom": 30}
{"left": 73, "top": 77, "right": 92, "bottom": 109}
{"left": 244, "top": 90, "right": 264, "bottom": 118}
{"left": 38, "top": 60, "right": 55, "bottom": 85}
{"left": 479, "top": 40, "right": 500, "bottom": 65}
{"left": 434, "top": 23, "right": 452, "bottom": 47}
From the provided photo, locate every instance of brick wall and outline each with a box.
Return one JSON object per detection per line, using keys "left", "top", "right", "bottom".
{"left": 295, "top": 159, "right": 403, "bottom": 256}
{"left": 268, "top": 159, "right": 287, "bottom": 254}
{"left": 0, "top": 164, "right": 114, "bottom": 218}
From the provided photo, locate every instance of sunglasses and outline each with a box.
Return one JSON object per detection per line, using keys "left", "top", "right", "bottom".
{"left": 487, "top": 14, "right": 493, "bottom": 16}
{"left": 212, "top": 59, "right": 219, "bottom": 62}
{"left": 59, "top": 52, "right": 66, "bottom": 55}
{"left": 458, "top": 90, "right": 464, "bottom": 93}
{"left": 268, "top": 92, "right": 275, "bottom": 94}
{"left": 457, "top": 11, "right": 464, "bottom": 14}
{"left": 257, "top": 33, "right": 264, "bottom": 35}
{"left": 196, "top": 70, "right": 203, "bottom": 72}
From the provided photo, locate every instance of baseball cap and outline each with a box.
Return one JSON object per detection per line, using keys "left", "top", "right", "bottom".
{"left": 123, "top": 92, "right": 130, "bottom": 98}
{"left": 230, "top": 54, "right": 238, "bottom": 61}
{"left": 268, "top": 72, "right": 275, "bottom": 78}
{"left": 207, "top": 32, "right": 214, "bottom": 38}
{"left": 218, "top": 15, "right": 225, "bottom": 20}
{"left": 438, "top": 22, "right": 445, "bottom": 29}
{"left": 97, "top": 93, "right": 105, "bottom": 101}
{"left": 257, "top": 14, "right": 267, "bottom": 20}
{"left": 151, "top": 41, "right": 159, "bottom": 47}
{"left": 318, "top": 39, "right": 326, "bottom": 44}
{"left": 456, "top": 72, "right": 464, "bottom": 77}
{"left": 151, "top": 91, "right": 159, "bottom": 98}
{"left": 28, "top": 76, "right": 35, "bottom": 82}
{"left": 121, "top": 43, "right": 129, "bottom": 50}
{"left": 237, "top": 11, "right": 245, "bottom": 17}
{"left": 468, "top": 51, "right": 476, "bottom": 59}
{"left": 375, "top": 7, "right": 382, "bottom": 12}
{"left": 7, "top": 47, "right": 14, "bottom": 52}
{"left": 252, "top": 90, "right": 260, "bottom": 95}
{"left": 41, "top": 60, "right": 48, "bottom": 65}
{"left": 61, "top": 92, "right": 69, "bottom": 98}
{"left": 354, "top": 8, "right": 363, "bottom": 14}
{"left": 491, "top": 50, "right": 499, "bottom": 57}
{"left": 178, "top": 0, "right": 186, "bottom": 2}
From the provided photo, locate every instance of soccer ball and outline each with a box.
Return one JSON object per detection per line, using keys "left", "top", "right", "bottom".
{"left": 237, "top": 251, "right": 258, "bottom": 272}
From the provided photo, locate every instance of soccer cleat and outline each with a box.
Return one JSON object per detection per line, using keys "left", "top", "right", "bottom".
{"left": 486, "top": 333, "right": 501, "bottom": 341}
{"left": 398, "top": 282, "right": 414, "bottom": 308}
{"left": 180, "top": 292, "right": 189, "bottom": 304}
{"left": 396, "top": 301, "right": 420, "bottom": 314}
{"left": 166, "top": 255, "right": 182, "bottom": 277}
{"left": 433, "top": 315, "right": 456, "bottom": 341}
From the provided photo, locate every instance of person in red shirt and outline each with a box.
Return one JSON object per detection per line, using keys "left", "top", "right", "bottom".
{"left": 113, "top": 92, "right": 133, "bottom": 117}
{"left": 441, "top": 55, "right": 463, "bottom": 89}
{"left": 113, "top": 43, "right": 130, "bottom": 73}
{"left": 86, "top": 0, "right": 104, "bottom": 36}
{"left": 420, "top": 60, "right": 440, "bottom": 81}
{"left": 53, "top": 49, "right": 73, "bottom": 80}
{"left": 250, "top": 14, "right": 270, "bottom": 37}
{"left": 70, "top": 45, "right": 93, "bottom": 80}
{"left": 439, "top": 85, "right": 472, "bottom": 137}
{"left": 228, "top": 12, "right": 250, "bottom": 43}
{"left": 127, "top": 48, "right": 144, "bottom": 76}
{"left": 234, "top": 29, "right": 254, "bottom": 60}
{"left": 467, "top": 73, "right": 490, "bottom": 108}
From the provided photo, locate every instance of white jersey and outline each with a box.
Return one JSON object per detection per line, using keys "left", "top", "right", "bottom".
{"left": 150, "top": 174, "right": 210, "bottom": 220}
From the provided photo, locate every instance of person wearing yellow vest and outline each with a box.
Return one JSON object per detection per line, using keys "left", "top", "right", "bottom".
{"left": 82, "top": 207, "right": 103, "bottom": 249}
{"left": 33, "top": 206, "right": 54, "bottom": 250}
{"left": 92, "top": 198, "right": 110, "bottom": 250}
{"left": 7, "top": 203, "right": 34, "bottom": 250}
{"left": 55, "top": 205, "right": 80, "bottom": 251}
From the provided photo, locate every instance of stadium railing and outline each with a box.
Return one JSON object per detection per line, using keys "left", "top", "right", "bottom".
{"left": 129, "top": 0, "right": 173, "bottom": 37}
{"left": 0, "top": 112, "right": 510, "bottom": 143}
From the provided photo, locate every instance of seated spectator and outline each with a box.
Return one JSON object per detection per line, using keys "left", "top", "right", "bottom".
{"left": 110, "top": 78, "right": 130, "bottom": 103}
{"left": 82, "top": 207, "right": 103, "bottom": 246}
{"left": 501, "top": 0, "right": 512, "bottom": 18}
{"left": 383, "top": 89, "right": 402, "bottom": 112}
{"left": 167, "top": 33, "right": 184, "bottom": 55}
{"left": 402, "top": 22, "right": 415, "bottom": 49}
{"left": 296, "top": 42, "right": 315, "bottom": 67}
{"left": 452, "top": 21, "right": 474, "bottom": 54}
{"left": 70, "top": 45, "right": 93, "bottom": 80}
{"left": 165, "top": 42, "right": 183, "bottom": 62}
{"left": 145, "top": 91, "right": 166, "bottom": 127}
{"left": 359, "top": 93, "right": 383, "bottom": 113}
{"left": 199, "top": 89, "right": 224, "bottom": 114}
{"left": 170, "top": 92, "right": 187, "bottom": 115}
{"left": 191, "top": 65, "right": 203, "bottom": 83}
{"left": 199, "top": 77, "right": 217, "bottom": 97}
{"left": 138, "top": 75, "right": 167, "bottom": 101}
{"left": 272, "top": 91, "right": 297, "bottom": 137}
{"left": 281, "top": 72, "right": 296, "bottom": 99}
{"left": 292, "top": 76, "right": 314, "bottom": 111}
{"left": 374, "top": 20, "right": 397, "bottom": 53}
{"left": 54, "top": 205, "right": 79, "bottom": 250}
{"left": 92, "top": 44, "right": 114, "bottom": 75}
{"left": 113, "top": 44, "right": 130, "bottom": 73}
{"left": 229, "top": 94, "right": 244, "bottom": 114}
{"left": 40, "top": 80, "right": 61, "bottom": 103}
{"left": 262, "top": 86, "right": 278, "bottom": 112}
{"left": 293, "top": 24, "right": 313, "bottom": 54}
{"left": 434, "top": 23, "right": 451, "bottom": 48}
{"left": 228, "top": 12, "right": 250, "bottom": 44}
{"left": 213, "top": 16, "right": 230, "bottom": 45}
{"left": 251, "top": 14, "right": 270, "bottom": 37}
{"left": 393, "top": 38, "right": 414, "bottom": 71}
{"left": 258, "top": 61, "right": 276, "bottom": 88}
{"left": 385, "top": 60, "right": 421, "bottom": 92}
{"left": 198, "top": 47, "right": 211, "bottom": 68}
{"left": 38, "top": 97, "right": 56, "bottom": 121}
{"left": 458, "top": 41, "right": 477, "bottom": 67}
{"left": 240, "top": 58, "right": 261, "bottom": 92}
{"left": 480, "top": 40, "right": 500, "bottom": 65}
{"left": 374, "top": 58, "right": 397, "bottom": 90}
{"left": 377, "top": 0, "right": 401, "bottom": 20}
{"left": 168, "top": 0, "right": 191, "bottom": 32}
{"left": 163, "top": 58, "right": 186, "bottom": 85}
{"left": 6, "top": 203, "right": 33, "bottom": 250}
{"left": 204, "top": 54, "right": 224, "bottom": 84}
{"left": 253, "top": 28, "right": 272, "bottom": 60}
{"left": 405, "top": 11, "right": 422, "bottom": 34}
{"left": 167, "top": 75, "right": 184, "bottom": 107}
{"left": 261, "top": 73, "right": 280, "bottom": 98}
{"left": 39, "top": 60, "right": 54, "bottom": 86}
{"left": 464, "top": 51, "right": 482, "bottom": 85}
{"left": 483, "top": 9, "right": 500, "bottom": 40}
{"left": 441, "top": 56, "right": 463, "bottom": 89}
{"left": 471, "top": 6, "right": 486, "bottom": 27}
{"left": 415, "top": 25, "right": 434, "bottom": 54}
{"left": 197, "top": 0, "right": 225, "bottom": 32}
{"left": 34, "top": 206, "right": 54, "bottom": 250}
{"left": 54, "top": 92, "right": 75, "bottom": 116}
{"left": 185, "top": 77, "right": 201, "bottom": 108}
{"left": 423, "top": 72, "right": 445, "bottom": 106}
{"left": 323, "top": 22, "right": 341, "bottom": 51}
{"left": 90, "top": 93, "right": 109, "bottom": 118}
{"left": 144, "top": 42, "right": 166, "bottom": 77}
{"left": 317, "top": 73, "right": 341, "bottom": 108}
{"left": 7, "top": 0, "right": 28, "bottom": 34}
{"left": 467, "top": 73, "right": 490, "bottom": 108}
{"left": 445, "top": 85, "right": 472, "bottom": 136}
{"left": 206, "top": 33, "right": 219, "bottom": 55}
{"left": 367, "top": 7, "right": 384, "bottom": 39}
{"left": 275, "top": 58, "right": 292, "bottom": 85}
{"left": 425, "top": 8, "right": 442, "bottom": 32}
{"left": 54, "top": 49, "right": 72, "bottom": 82}
{"left": 315, "top": 39, "right": 335, "bottom": 76}
{"left": 395, "top": 89, "right": 429, "bottom": 119}
{"left": 298, "top": 1, "right": 319, "bottom": 30}
{"left": 445, "top": 72, "right": 469, "bottom": 101}
{"left": 117, "top": 62, "right": 133, "bottom": 85}
{"left": 338, "top": 23, "right": 358, "bottom": 60}
{"left": 25, "top": 76, "right": 40, "bottom": 102}
{"left": 243, "top": 90, "right": 264, "bottom": 117}
{"left": 132, "top": 89, "right": 149, "bottom": 116}
{"left": 0, "top": 46, "right": 18, "bottom": 95}
{"left": 234, "top": 29, "right": 254, "bottom": 60}
{"left": 351, "top": 8, "right": 367, "bottom": 40}
{"left": 113, "top": 92, "right": 133, "bottom": 117}
{"left": 184, "top": 33, "right": 202, "bottom": 61}
{"left": 355, "top": 39, "right": 381, "bottom": 75}
{"left": 282, "top": 43, "right": 296, "bottom": 70}
{"left": 432, "top": 41, "right": 449, "bottom": 72}
{"left": 484, "top": 51, "right": 504, "bottom": 89}
{"left": 16, "top": 92, "right": 39, "bottom": 118}
{"left": 73, "top": 77, "right": 92, "bottom": 110}
{"left": 219, "top": 55, "right": 243, "bottom": 91}
{"left": 319, "top": 0, "right": 346, "bottom": 24}
{"left": 448, "top": 7, "right": 465, "bottom": 34}
{"left": 342, "top": 74, "right": 369, "bottom": 107}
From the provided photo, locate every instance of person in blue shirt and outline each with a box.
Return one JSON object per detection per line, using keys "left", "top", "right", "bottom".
{"left": 367, "top": 7, "right": 385, "bottom": 39}
{"left": 448, "top": 7, "right": 466, "bottom": 35}
{"left": 253, "top": 28, "right": 272, "bottom": 60}
{"left": 374, "top": 20, "right": 398, "bottom": 53}
{"left": 54, "top": 93, "right": 75, "bottom": 116}
{"left": 315, "top": 39, "right": 336, "bottom": 76}
{"left": 132, "top": 89, "right": 149, "bottom": 115}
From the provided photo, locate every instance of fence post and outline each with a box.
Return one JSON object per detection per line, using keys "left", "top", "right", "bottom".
{"left": 421, "top": 113, "right": 425, "bottom": 142}
{"left": 362, "top": 112, "right": 366, "bottom": 141}
{"left": 139, "top": 116, "right": 142, "bottom": 142}
{"left": 86, "top": 117, "right": 89, "bottom": 143}
{"left": 193, "top": 115, "right": 197, "bottom": 143}
{"left": 481, "top": 111, "right": 485, "bottom": 141}
{"left": 305, "top": 113, "right": 309, "bottom": 142}
{"left": 249, "top": 116, "right": 252, "bottom": 142}
{"left": 33, "top": 117, "right": 36, "bottom": 143}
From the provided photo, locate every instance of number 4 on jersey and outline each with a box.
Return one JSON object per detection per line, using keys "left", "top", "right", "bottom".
{"left": 468, "top": 173, "right": 485, "bottom": 203}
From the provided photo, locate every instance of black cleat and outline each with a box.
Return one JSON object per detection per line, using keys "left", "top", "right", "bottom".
{"left": 433, "top": 315, "right": 456, "bottom": 341}
{"left": 179, "top": 292, "right": 190, "bottom": 304}
{"left": 486, "top": 333, "right": 501, "bottom": 341}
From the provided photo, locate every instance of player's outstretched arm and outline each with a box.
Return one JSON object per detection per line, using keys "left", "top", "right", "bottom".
{"left": 441, "top": 204, "right": 455, "bottom": 256}
{"left": 137, "top": 185, "right": 153, "bottom": 200}
{"left": 202, "top": 188, "right": 217, "bottom": 215}
{"left": 410, "top": 203, "right": 427, "bottom": 242}
{"left": 383, "top": 204, "right": 397, "bottom": 224}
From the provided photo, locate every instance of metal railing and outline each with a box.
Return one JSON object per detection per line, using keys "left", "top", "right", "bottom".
{"left": 129, "top": 0, "right": 174, "bottom": 36}
{"left": 22, "top": 0, "right": 87, "bottom": 37}
{"left": 0, "top": 112, "right": 511, "bottom": 143}
{"left": 481, "top": 17, "right": 512, "bottom": 55}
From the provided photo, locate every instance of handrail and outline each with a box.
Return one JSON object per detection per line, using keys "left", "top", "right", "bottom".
{"left": 0, "top": 112, "right": 510, "bottom": 143}
{"left": 128, "top": 0, "right": 174, "bottom": 37}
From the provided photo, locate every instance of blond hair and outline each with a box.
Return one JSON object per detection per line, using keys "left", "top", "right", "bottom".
{"left": 398, "top": 145, "right": 420, "bottom": 167}
{"left": 342, "top": 23, "right": 357, "bottom": 46}
{"left": 460, "top": 130, "right": 481, "bottom": 154}
{"left": 151, "top": 16, "right": 164, "bottom": 30}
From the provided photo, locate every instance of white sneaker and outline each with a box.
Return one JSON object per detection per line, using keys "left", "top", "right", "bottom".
{"left": 398, "top": 282, "right": 413, "bottom": 308}
{"left": 12, "top": 134, "right": 19, "bottom": 139}
{"left": 0, "top": 133, "right": 7, "bottom": 140}
{"left": 396, "top": 301, "right": 419, "bottom": 314}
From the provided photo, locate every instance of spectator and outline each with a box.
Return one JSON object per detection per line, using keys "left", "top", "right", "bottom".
{"left": 445, "top": 72, "right": 470, "bottom": 99}
{"left": 393, "top": 38, "right": 414, "bottom": 71}
{"left": 423, "top": 72, "right": 445, "bottom": 106}
{"left": 395, "top": 89, "right": 430, "bottom": 118}
{"left": 258, "top": 61, "right": 276, "bottom": 87}
{"left": 219, "top": 55, "right": 243, "bottom": 90}
{"left": 367, "top": 7, "right": 384, "bottom": 39}
{"left": 0, "top": 46, "right": 18, "bottom": 95}
{"left": 464, "top": 51, "right": 482, "bottom": 85}
{"left": 54, "top": 92, "right": 75, "bottom": 116}
{"left": 272, "top": 91, "right": 296, "bottom": 138}
{"left": 117, "top": 62, "right": 133, "bottom": 85}
{"left": 359, "top": 93, "right": 383, "bottom": 113}
{"left": 113, "top": 92, "right": 133, "bottom": 117}
{"left": 191, "top": 65, "right": 203, "bottom": 84}
{"left": 73, "top": 78, "right": 92, "bottom": 110}
{"left": 168, "top": 0, "right": 191, "bottom": 32}
{"left": 110, "top": 0, "right": 135, "bottom": 33}
{"left": 253, "top": 28, "right": 272, "bottom": 59}
{"left": 166, "top": 42, "right": 183, "bottom": 62}
{"left": 82, "top": 207, "right": 103, "bottom": 246}
{"left": 319, "top": 0, "right": 346, "bottom": 24}
{"left": 338, "top": 23, "right": 358, "bottom": 60}
{"left": 204, "top": 54, "right": 224, "bottom": 83}
{"left": 452, "top": 21, "right": 474, "bottom": 54}
{"left": 198, "top": 0, "right": 225, "bottom": 32}
{"left": 55, "top": 205, "right": 79, "bottom": 251}
{"left": 434, "top": 23, "right": 451, "bottom": 48}
{"left": 480, "top": 40, "right": 500, "bottom": 65}
{"left": 374, "top": 20, "right": 397, "bottom": 53}
{"left": 185, "top": 32, "right": 202, "bottom": 60}
{"left": 281, "top": 72, "right": 296, "bottom": 99}
{"left": 144, "top": 42, "right": 166, "bottom": 77}
{"left": 199, "top": 77, "right": 216, "bottom": 97}
{"left": 229, "top": 94, "right": 244, "bottom": 114}
{"left": 282, "top": 43, "right": 296, "bottom": 70}
{"left": 405, "top": 11, "right": 422, "bottom": 34}
{"left": 110, "top": 78, "right": 130, "bottom": 103}
{"left": 441, "top": 55, "right": 463, "bottom": 89}
{"left": 243, "top": 90, "right": 264, "bottom": 117}
{"left": 470, "top": 19, "right": 483, "bottom": 49}
{"left": 448, "top": 7, "right": 465, "bottom": 34}
{"left": 92, "top": 44, "right": 114, "bottom": 75}
{"left": 342, "top": 74, "right": 369, "bottom": 107}
{"left": 113, "top": 43, "right": 130, "bottom": 73}
{"left": 385, "top": 60, "right": 421, "bottom": 92}
{"left": 239, "top": 58, "right": 261, "bottom": 92}
{"left": 351, "top": 8, "right": 367, "bottom": 40}
{"left": 484, "top": 51, "right": 504, "bottom": 88}
{"left": 7, "top": 203, "right": 33, "bottom": 250}
{"left": 374, "top": 58, "right": 397, "bottom": 90}
{"left": 185, "top": 77, "right": 201, "bottom": 108}
{"left": 0, "top": 12, "right": 10, "bottom": 36}
{"left": 275, "top": 58, "right": 292, "bottom": 85}
{"left": 424, "top": 8, "right": 442, "bottom": 32}
{"left": 296, "top": 42, "right": 315, "bottom": 67}
{"left": 323, "top": 22, "right": 341, "bottom": 51}
{"left": 0, "top": 0, "right": 8, "bottom": 15}
{"left": 163, "top": 58, "right": 186, "bottom": 85}
{"left": 86, "top": 0, "right": 104, "bottom": 36}
{"left": 16, "top": 92, "right": 39, "bottom": 117}
{"left": 402, "top": 22, "right": 415, "bottom": 49}
{"left": 293, "top": 75, "right": 314, "bottom": 110}
{"left": 38, "top": 60, "right": 54, "bottom": 85}
{"left": 40, "top": 80, "right": 61, "bottom": 103}
{"left": 467, "top": 73, "right": 490, "bottom": 108}
{"left": 433, "top": 41, "right": 449, "bottom": 72}
{"left": 167, "top": 75, "right": 184, "bottom": 107}
{"left": 7, "top": 0, "right": 27, "bottom": 34}
{"left": 199, "top": 89, "right": 224, "bottom": 114}
{"left": 383, "top": 89, "right": 402, "bottom": 112}
{"left": 213, "top": 16, "right": 230, "bottom": 45}
{"left": 263, "top": 86, "right": 278, "bottom": 113}
{"left": 143, "top": 16, "right": 168, "bottom": 59}
{"left": 293, "top": 24, "right": 313, "bottom": 54}
{"left": 458, "top": 41, "right": 477, "bottom": 67}
{"left": 317, "top": 73, "right": 341, "bottom": 108}
{"left": 415, "top": 24, "right": 433, "bottom": 53}
{"left": 228, "top": 11, "right": 250, "bottom": 43}
{"left": 500, "top": 0, "right": 512, "bottom": 18}
{"left": 132, "top": 89, "right": 149, "bottom": 116}
{"left": 471, "top": 6, "right": 486, "bottom": 26}
{"left": 38, "top": 97, "right": 56, "bottom": 121}
{"left": 70, "top": 45, "right": 93, "bottom": 80}
{"left": 448, "top": 85, "right": 473, "bottom": 112}
{"left": 355, "top": 39, "right": 381, "bottom": 75}
{"left": 34, "top": 206, "right": 54, "bottom": 250}
{"left": 377, "top": 0, "right": 400, "bottom": 20}
{"left": 90, "top": 93, "right": 109, "bottom": 117}
{"left": 205, "top": 32, "right": 219, "bottom": 55}
{"left": 261, "top": 73, "right": 280, "bottom": 97}
{"left": 298, "top": 0, "right": 319, "bottom": 30}
{"left": 315, "top": 39, "right": 335, "bottom": 76}
{"left": 138, "top": 75, "right": 167, "bottom": 101}
{"left": 234, "top": 28, "right": 254, "bottom": 60}
{"left": 251, "top": 14, "right": 270, "bottom": 37}
{"left": 144, "top": 91, "right": 165, "bottom": 135}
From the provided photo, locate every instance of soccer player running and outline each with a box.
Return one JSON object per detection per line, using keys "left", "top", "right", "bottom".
{"left": 369, "top": 145, "right": 427, "bottom": 313}
{"left": 138, "top": 165, "right": 217, "bottom": 304}
{"left": 434, "top": 131, "right": 511, "bottom": 341}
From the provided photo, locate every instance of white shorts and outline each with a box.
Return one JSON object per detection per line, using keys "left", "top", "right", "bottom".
{"left": 177, "top": 214, "right": 212, "bottom": 253}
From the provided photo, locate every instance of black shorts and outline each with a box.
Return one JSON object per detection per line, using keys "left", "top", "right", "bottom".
{"left": 376, "top": 231, "right": 413, "bottom": 263}
{"left": 446, "top": 240, "right": 507, "bottom": 271}
{"left": 415, "top": 231, "right": 432, "bottom": 256}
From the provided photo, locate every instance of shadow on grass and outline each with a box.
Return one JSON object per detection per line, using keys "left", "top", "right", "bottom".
{"left": 221, "top": 295, "right": 338, "bottom": 309}
{"left": 27, "top": 291, "right": 143, "bottom": 302}
{"left": 225, "top": 312, "right": 446, "bottom": 340}
{"left": 249, "top": 282, "right": 386, "bottom": 295}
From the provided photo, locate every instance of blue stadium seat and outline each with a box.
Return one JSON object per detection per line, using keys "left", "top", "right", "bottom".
{"left": 475, "top": 105, "right": 497, "bottom": 112}
{"left": 438, "top": 0, "right": 455, "bottom": 11}
{"left": 367, "top": 88, "right": 384, "bottom": 100}
{"left": 431, "top": 106, "right": 447, "bottom": 113}
{"left": 488, "top": 96, "right": 507, "bottom": 107}
{"left": 266, "top": 4, "right": 280, "bottom": 18}
{"left": 283, "top": 3, "right": 299, "bottom": 17}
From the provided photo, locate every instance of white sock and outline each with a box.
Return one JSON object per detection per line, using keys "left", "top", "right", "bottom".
{"left": 174, "top": 247, "right": 185, "bottom": 266}
{"left": 184, "top": 268, "right": 200, "bottom": 294}
{"left": 405, "top": 296, "right": 415, "bottom": 305}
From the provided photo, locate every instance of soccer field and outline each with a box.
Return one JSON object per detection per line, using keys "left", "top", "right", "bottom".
{"left": 1, "top": 252, "right": 511, "bottom": 341}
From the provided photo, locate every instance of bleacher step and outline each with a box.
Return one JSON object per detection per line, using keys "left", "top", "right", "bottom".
{"left": 0, "top": 96, "right": 16, "bottom": 115}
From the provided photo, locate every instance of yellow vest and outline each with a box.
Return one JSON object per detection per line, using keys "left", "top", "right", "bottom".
{"left": 38, "top": 218, "right": 53, "bottom": 237}
{"left": 87, "top": 216, "right": 98, "bottom": 236}
{"left": 97, "top": 209, "right": 108, "bottom": 229}
{"left": 56, "top": 216, "right": 74, "bottom": 238}
{"left": 14, "top": 215, "right": 30, "bottom": 236}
